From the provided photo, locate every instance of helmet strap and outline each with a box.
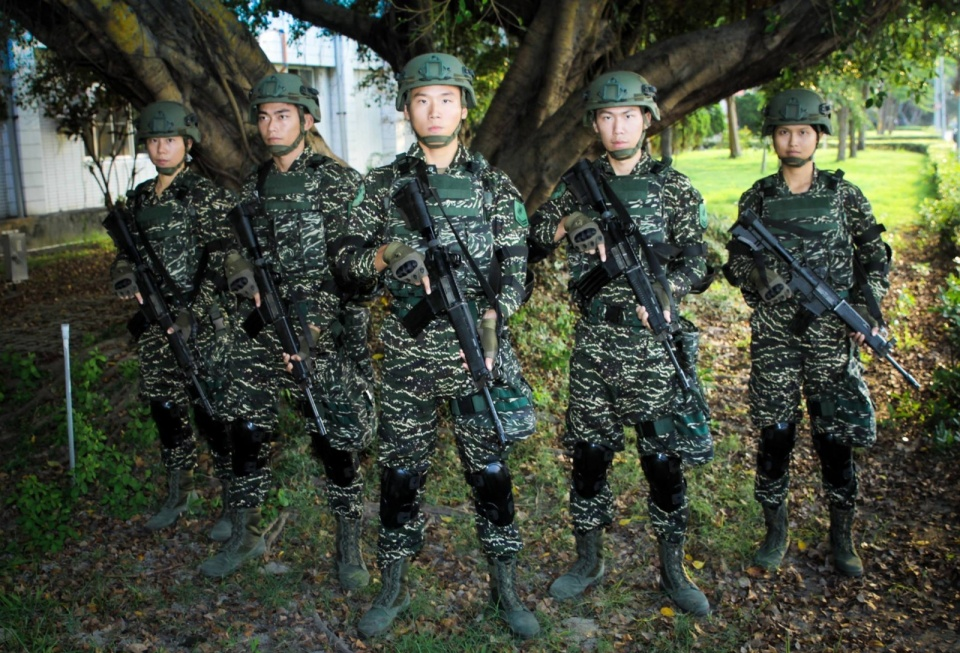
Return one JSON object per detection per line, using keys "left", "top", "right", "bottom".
{"left": 269, "top": 113, "right": 306, "bottom": 156}
{"left": 416, "top": 120, "right": 461, "bottom": 149}
{"left": 609, "top": 141, "right": 644, "bottom": 160}
{"left": 156, "top": 156, "right": 186, "bottom": 176}
{"left": 779, "top": 155, "right": 813, "bottom": 168}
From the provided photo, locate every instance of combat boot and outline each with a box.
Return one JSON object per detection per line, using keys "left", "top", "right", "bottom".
{"left": 208, "top": 478, "right": 233, "bottom": 542}
{"left": 489, "top": 555, "right": 540, "bottom": 639}
{"left": 658, "top": 536, "right": 710, "bottom": 616}
{"left": 335, "top": 515, "right": 370, "bottom": 590}
{"left": 199, "top": 506, "right": 266, "bottom": 577}
{"left": 357, "top": 558, "right": 410, "bottom": 638}
{"left": 145, "top": 469, "right": 199, "bottom": 530}
{"left": 549, "top": 528, "right": 604, "bottom": 600}
{"left": 829, "top": 505, "right": 864, "bottom": 577}
{"left": 754, "top": 501, "right": 789, "bottom": 571}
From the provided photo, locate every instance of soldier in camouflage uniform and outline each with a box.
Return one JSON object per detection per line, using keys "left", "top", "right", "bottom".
{"left": 333, "top": 53, "right": 539, "bottom": 639}
{"left": 724, "top": 89, "right": 890, "bottom": 577}
{"left": 529, "top": 72, "right": 713, "bottom": 615}
{"left": 203, "top": 73, "right": 376, "bottom": 582}
{"left": 109, "top": 101, "right": 236, "bottom": 542}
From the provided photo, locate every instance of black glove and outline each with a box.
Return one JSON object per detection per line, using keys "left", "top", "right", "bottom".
{"left": 750, "top": 267, "right": 792, "bottom": 304}
{"left": 478, "top": 316, "right": 498, "bottom": 362}
{"left": 111, "top": 261, "right": 139, "bottom": 300}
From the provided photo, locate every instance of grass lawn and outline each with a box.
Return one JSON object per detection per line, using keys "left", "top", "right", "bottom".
{"left": 672, "top": 141, "right": 936, "bottom": 230}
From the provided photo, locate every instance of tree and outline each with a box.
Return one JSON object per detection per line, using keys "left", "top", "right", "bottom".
{"left": 2, "top": 0, "right": 916, "bottom": 206}
{"left": 727, "top": 96, "right": 742, "bottom": 158}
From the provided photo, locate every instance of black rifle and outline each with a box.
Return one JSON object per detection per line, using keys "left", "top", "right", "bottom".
{"left": 102, "top": 208, "right": 214, "bottom": 415}
{"left": 228, "top": 202, "right": 328, "bottom": 436}
{"left": 731, "top": 208, "right": 920, "bottom": 389}
{"left": 391, "top": 168, "right": 507, "bottom": 448}
{"left": 564, "top": 159, "right": 700, "bottom": 401}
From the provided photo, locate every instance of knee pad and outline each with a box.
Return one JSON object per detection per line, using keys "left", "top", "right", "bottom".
{"left": 757, "top": 422, "right": 797, "bottom": 481}
{"left": 150, "top": 399, "right": 191, "bottom": 449}
{"left": 311, "top": 432, "right": 359, "bottom": 488}
{"left": 230, "top": 420, "right": 270, "bottom": 477}
{"left": 640, "top": 453, "right": 686, "bottom": 513}
{"left": 571, "top": 441, "right": 615, "bottom": 499}
{"left": 194, "top": 405, "right": 231, "bottom": 458}
{"left": 380, "top": 465, "right": 428, "bottom": 529}
{"left": 812, "top": 431, "right": 855, "bottom": 489}
{"left": 466, "top": 460, "right": 515, "bottom": 527}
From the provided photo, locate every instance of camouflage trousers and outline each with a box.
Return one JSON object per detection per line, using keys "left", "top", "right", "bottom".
{"left": 286, "top": 340, "right": 376, "bottom": 519}
{"left": 755, "top": 467, "right": 859, "bottom": 511}
{"left": 137, "top": 321, "right": 232, "bottom": 478}
{"left": 564, "top": 319, "right": 712, "bottom": 536}
{"left": 374, "top": 319, "right": 536, "bottom": 566}
{"left": 749, "top": 303, "right": 876, "bottom": 447}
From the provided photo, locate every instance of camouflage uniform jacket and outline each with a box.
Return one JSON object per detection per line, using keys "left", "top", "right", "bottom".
{"left": 531, "top": 153, "right": 708, "bottom": 317}
{"left": 726, "top": 166, "right": 890, "bottom": 311}
{"left": 111, "top": 168, "right": 237, "bottom": 338}
{"left": 338, "top": 143, "right": 528, "bottom": 374}
{"left": 239, "top": 146, "right": 360, "bottom": 351}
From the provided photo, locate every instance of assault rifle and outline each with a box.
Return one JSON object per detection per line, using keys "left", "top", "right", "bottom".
{"left": 564, "top": 159, "right": 699, "bottom": 400}
{"left": 103, "top": 207, "right": 214, "bottom": 415}
{"left": 731, "top": 208, "right": 920, "bottom": 390}
{"left": 228, "top": 202, "right": 328, "bottom": 436}
{"left": 391, "top": 167, "right": 507, "bottom": 448}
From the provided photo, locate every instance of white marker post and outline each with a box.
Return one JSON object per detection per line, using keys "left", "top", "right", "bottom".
{"left": 61, "top": 323, "right": 76, "bottom": 475}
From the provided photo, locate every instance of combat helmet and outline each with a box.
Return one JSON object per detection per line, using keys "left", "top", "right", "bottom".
{"left": 136, "top": 101, "right": 201, "bottom": 144}
{"left": 248, "top": 73, "right": 321, "bottom": 123}
{"left": 762, "top": 89, "right": 832, "bottom": 136}
{"left": 583, "top": 71, "right": 661, "bottom": 125}
{"left": 395, "top": 52, "right": 477, "bottom": 111}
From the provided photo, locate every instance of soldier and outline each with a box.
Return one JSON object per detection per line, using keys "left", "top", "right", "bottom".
{"left": 202, "top": 73, "right": 375, "bottom": 583}
{"left": 724, "top": 88, "right": 890, "bottom": 577}
{"left": 109, "top": 101, "right": 236, "bottom": 541}
{"left": 333, "top": 52, "right": 539, "bottom": 639}
{"left": 529, "top": 72, "right": 713, "bottom": 615}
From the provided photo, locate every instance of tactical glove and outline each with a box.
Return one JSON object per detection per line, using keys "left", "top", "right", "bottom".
{"left": 111, "top": 260, "right": 139, "bottom": 300}
{"left": 383, "top": 242, "right": 427, "bottom": 285}
{"left": 653, "top": 282, "right": 672, "bottom": 314}
{"left": 853, "top": 304, "right": 879, "bottom": 329}
{"left": 224, "top": 252, "right": 259, "bottom": 299}
{"left": 750, "top": 267, "right": 792, "bottom": 304}
{"left": 478, "top": 316, "right": 498, "bottom": 362}
{"left": 295, "top": 324, "right": 321, "bottom": 373}
{"left": 565, "top": 211, "right": 604, "bottom": 254}
{"left": 172, "top": 310, "right": 196, "bottom": 341}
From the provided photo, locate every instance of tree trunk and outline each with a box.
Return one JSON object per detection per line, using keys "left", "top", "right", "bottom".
{"left": 6, "top": 0, "right": 905, "bottom": 204}
{"left": 660, "top": 125, "right": 673, "bottom": 162}
{"left": 727, "top": 95, "right": 742, "bottom": 158}
{"left": 849, "top": 116, "right": 857, "bottom": 158}
{"left": 836, "top": 105, "right": 849, "bottom": 161}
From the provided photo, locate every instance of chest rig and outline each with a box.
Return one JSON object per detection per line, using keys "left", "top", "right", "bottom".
{"left": 383, "top": 154, "right": 502, "bottom": 332}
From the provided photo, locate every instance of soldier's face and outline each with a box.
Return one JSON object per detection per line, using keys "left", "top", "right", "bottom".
{"left": 258, "top": 102, "right": 314, "bottom": 147}
{"left": 593, "top": 106, "right": 649, "bottom": 154}
{"left": 146, "top": 137, "right": 187, "bottom": 169}
{"left": 773, "top": 124, "right": 819, "bottom": 161}
{"left": 403, "top": 85, "right": 468, "bottom": 137}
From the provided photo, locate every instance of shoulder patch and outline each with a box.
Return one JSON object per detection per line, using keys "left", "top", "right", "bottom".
{"left": 549, "top": 181, "right": 567, "bottom": 200}
{"left": 514, "top": 201, "right": 530, "bottom": 228}
{"left": 350, "top": 184, "right": 366, "bottom": 208}
{"left": 698, "top": 202, "right": 708, "bottom": 229}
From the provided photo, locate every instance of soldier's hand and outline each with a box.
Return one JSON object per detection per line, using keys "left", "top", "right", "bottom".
{"left": 112, "top": 261, "right": 140, "bottom": 301}
{"left": 167, "top": 310, "right": 195, "bottom": 341}
{"left": 479, "top": 311, "right": 498, "bottom": 370}
{"left": 382, "top": 242, "right": 429, "bottom": 288}
{"left": 849, "top": 305, "right": 879, "bottom": 346}
{"left": 225, "top": 252, "right": 260, "bottom": 302}
{"left": 750, "top": 267, "right": 792, "bottom": 303}
{"left": 565, "top": 212, "right": 606, "bottom": 261}
{"left": 635, "top": 283, "right": 672, "bottom": 331}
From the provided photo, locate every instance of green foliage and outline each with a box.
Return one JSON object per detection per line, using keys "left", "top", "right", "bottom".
{"left": 673, "top": 105, "right": 724, "bottom": 151}
{"left": 920, "top": 147, "right": 960, "bottom": 255}
{"left": 0, "top": 350, "right": 43, "bottom": 404}
{"left": 735, "top": 92, "right": 765, "bottom": 135}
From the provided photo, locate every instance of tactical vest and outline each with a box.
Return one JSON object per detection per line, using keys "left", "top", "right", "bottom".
{"left": 255, "top": 155, "right": 333, "bottom": 283}
{"left": 128, "top": 174, "right": 204, "bottom": 301}
{"left": 383, "top": 155, "right": 498, "bottom": 316}
{"left": 760, "top": 170, "right": 854, "bottom": 291}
